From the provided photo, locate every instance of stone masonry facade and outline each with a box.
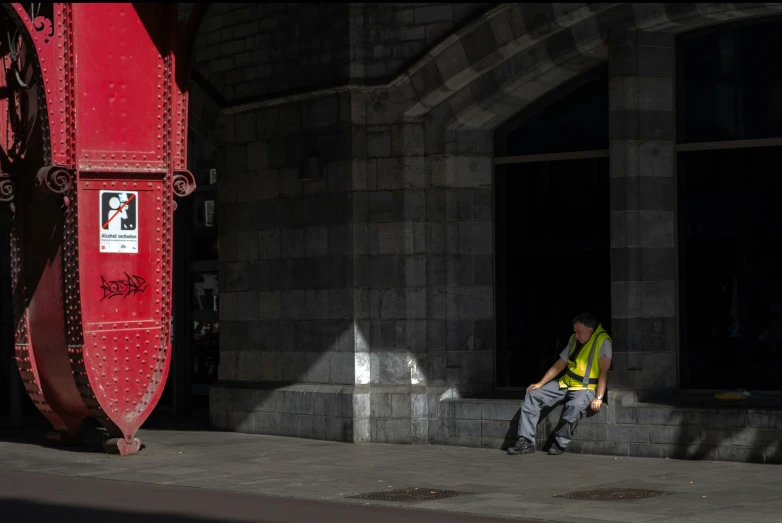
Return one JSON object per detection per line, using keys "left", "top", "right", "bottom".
{"left": 185, "top": 3, "right": 782, "bottom": 463}
{"left": 182, "top": 3, "right": 493, "bottom": 102}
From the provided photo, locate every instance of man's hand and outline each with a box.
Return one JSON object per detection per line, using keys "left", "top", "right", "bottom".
{"left": 527, "top": 382, "right": 542, "bottom": 392}
{"left": 590, "top": 398, "right": 602, "bottom": 412}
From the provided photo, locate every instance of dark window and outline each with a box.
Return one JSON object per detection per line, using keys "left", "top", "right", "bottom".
{"left": 677, "top": 18, "right": 782, "bottom": 391}
{"left": 495, "top": 66, "right": 609, "bottom": 157}
{"left": 495, "top": 159, "right": 611, "bottom": 388}
{"left": 678, "top": 147, "right": 782, "bottom": 391}
{"left": 677, "top": 19, "right": 782, "bottom": 143}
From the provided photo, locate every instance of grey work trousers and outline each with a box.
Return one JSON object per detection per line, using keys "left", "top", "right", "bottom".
{"left": 517, "top": 380, "right": 595, "bottom": 449}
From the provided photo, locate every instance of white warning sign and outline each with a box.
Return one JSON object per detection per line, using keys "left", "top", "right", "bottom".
{"left": 99, "top": 190, "right": 139, "bottom": 254}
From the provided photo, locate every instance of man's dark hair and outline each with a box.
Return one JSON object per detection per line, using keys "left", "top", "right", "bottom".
{"left": 572, "top": 313, "right": 597, "bottom": 330}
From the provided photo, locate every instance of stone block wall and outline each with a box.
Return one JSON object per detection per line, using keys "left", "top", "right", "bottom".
{"left": 198, "top": 2, "right": 782, "bottom": 464}
{"left": 206, "top": 2, "right": 612, "bottom": 446}
{"left": 356, "top": 131, "right": 495, "bottom": 375}
{"left": 349, "top": 86, "right": 497, "bottom": 443}
{"left": 211, "top": 79, "right": 498, "bottom": 442}
{"left": 436, "top": 394, "right": 782, "bottom": 464}
{"left": 190, "top": 3, "right": 351, "bottom": 101}
{"left": 210, "top": 383, "right": 359, "bottom": 441}
{"left": 211, "top": 90, "right": 365, "bottom": 439}
{"left": 352, "top": 3, "right": 492, "bottom": 80}
{"left": 612, "top": 400, "right": 782, "bottom": 463}
{"left": 216, "top": 91, "right": 356, "bottom": 385}
{"left": 561, "top": 394, "right": 782, "bottom": 464}
{"left": 433, "top": 398, "right": 519, "bottom": 448}
{"left": 338, "top": 92, "right": 496, "bottom": 443}
{"left": 183, "top": 3, "right": 491, "bottom": 102}
{"left": 608, "top": 29, "right": 677, "bottom": 395}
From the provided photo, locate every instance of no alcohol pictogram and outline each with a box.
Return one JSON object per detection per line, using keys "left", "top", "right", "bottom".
{"left": 99, "top": 190, "right": 139, "bottom": 254}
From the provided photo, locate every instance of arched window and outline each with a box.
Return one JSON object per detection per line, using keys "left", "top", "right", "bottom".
{"left": 495, "top": 66, "right": 608, "bottom": 157}
{"left": 494, "top": 66, "right": 610, "bottom": 389}
{"left": 677, "top": 18, "right": 782, "bottom": 391}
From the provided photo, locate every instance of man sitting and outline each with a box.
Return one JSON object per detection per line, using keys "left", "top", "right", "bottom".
{"left": 508, "top": 313, "right": 612, "bottom": 456}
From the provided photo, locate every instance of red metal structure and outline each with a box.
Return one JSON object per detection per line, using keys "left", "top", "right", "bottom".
{"left": 0, "top": 3, "right": 207, "bottom": 455}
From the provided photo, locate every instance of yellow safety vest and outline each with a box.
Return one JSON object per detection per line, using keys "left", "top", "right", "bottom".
{"left": 558, "top": 324, "right": 611, "bottom": 391}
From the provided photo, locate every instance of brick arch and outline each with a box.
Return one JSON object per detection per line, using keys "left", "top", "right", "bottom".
{"left": 393, "top": 3, "right": 618, "bottom": 137}
{"left": 399, "top": 2, "right": 782, "bottom": 138}
{"left": 631, "top": 3, "right": 782, "bottom": 33}
{"left": 437, "top": 38, "right": 607, "bottom": 132}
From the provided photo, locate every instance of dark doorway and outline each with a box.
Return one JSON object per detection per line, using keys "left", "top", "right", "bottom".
{"left": 164, "top": 127, "right": 219, "bottom": 419}
{"left": 678, "top": 147, "right": 782, "bottom": 391}
{"left": 0, "top": 210, "right": 38, "bottom": 426}
{"left": 495, "top": 158, "right": 611, "bottom": 388}
{"left": 0, "top": 210, "right": 12, "bottom": 420}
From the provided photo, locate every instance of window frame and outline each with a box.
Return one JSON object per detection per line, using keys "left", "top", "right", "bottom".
{"left": 493, "top": 62, "right": 611, "bottom": 390}
{"left": 676, "top": 17, "right": 782, "bottom": 394}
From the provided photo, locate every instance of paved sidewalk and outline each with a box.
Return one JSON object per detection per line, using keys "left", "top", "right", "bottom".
{"left": 0, "top": 426, "right": 781, "bottom": 522}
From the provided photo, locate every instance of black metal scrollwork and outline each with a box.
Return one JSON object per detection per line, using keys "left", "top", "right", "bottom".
{"left": 31, "top": 3, "right": 54, "bottom": 45}
{"left": 0, "top": 172, "right": 14, "bottom": 203}
{"left": 172, "top": 169, "right": 196, "bottom": 198}
{"left": 35, "top": 165, "right": 73, "bottom": 195}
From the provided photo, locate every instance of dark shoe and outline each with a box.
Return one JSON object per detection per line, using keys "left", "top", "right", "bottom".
{"left": 548, "top": 444, "right": 565, "bottom": 455}
{"left": 507, "top": 438, "right": 535, "bottom": 455}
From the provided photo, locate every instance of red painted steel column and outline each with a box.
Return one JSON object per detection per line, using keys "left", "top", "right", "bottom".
{"left": 1, "top": 3, "right": 202, "bottom": 454}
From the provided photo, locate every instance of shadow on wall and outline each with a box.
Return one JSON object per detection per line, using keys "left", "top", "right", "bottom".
{"left": 495, "top": 393, "right": 782, "bottom": 463}
{"left": 501, "top": 409, "right": 521, "bottom": 450}
{"left": 498, "top": 404, "right": 568, "bottom": 452}
{"left": 611, "top": 393, "right": 782, "bottom": 463}
{"left": 218, "top": 319, "right": 484, "bottom": 396}
{"left": 670, "top": 411, "right": 782, "bottom": 463}
{"left": 216, "top": 320, "right": 482, "bottom": 441}
{"left": 499, "top": 393, "right": 607, "bottom": 453}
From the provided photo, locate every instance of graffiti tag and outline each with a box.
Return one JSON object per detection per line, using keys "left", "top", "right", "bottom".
{"left": 100, "top": 273, "right": 149, "bottom": 301}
